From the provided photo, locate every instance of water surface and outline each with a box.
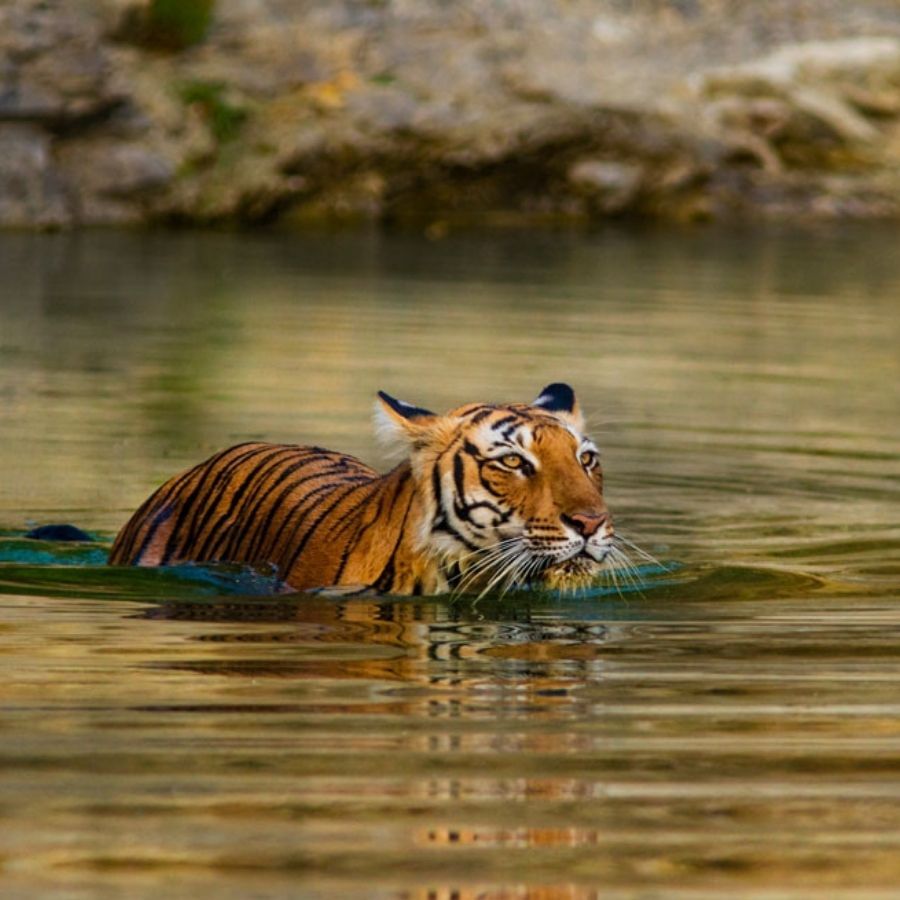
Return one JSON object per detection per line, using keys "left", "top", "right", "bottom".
{"left": 0, "top": 227, "right": 898, "bottom": 897}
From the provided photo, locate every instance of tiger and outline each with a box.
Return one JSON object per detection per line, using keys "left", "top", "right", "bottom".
{"left": 108, "top": 383, "right": 615, "bottom": 595}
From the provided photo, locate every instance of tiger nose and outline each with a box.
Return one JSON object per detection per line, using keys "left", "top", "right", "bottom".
{"left": 563, "top": 512, "right": 609, "bottom": 538}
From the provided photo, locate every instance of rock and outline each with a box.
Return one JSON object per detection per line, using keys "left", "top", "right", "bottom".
{"left": 106, "top": 0, "right": 216, "bottom": 51}
{"left": 59, "top": 140, "right": 174, "bottom": 197}
{"left": 697, "top": 38, "right": 900, "bottom": 160}
{"left": 568, "top": 160, "right": 644, "bottom": 213}
{"left": 2, "top": 2, "right": 900, "bottom": 227}
{"left": 56, "top": 139, "right": 175, "bottom": 223}
{"left": 25, "top": 524, "right": 92, "bottom": 542}
{"left": 0, "top": 125, "right": 70, "bottom": 228}
{"left": 701, "top": 38, "right": 900, "bottom": 89}
{"left": 0, "top": 1, "right": 122, "bottom": 125}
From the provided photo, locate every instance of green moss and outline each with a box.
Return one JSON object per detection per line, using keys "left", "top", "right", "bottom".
{"left": 143, "top": 0, "right": 215, "bottom": 50}
{"left": 179, "top": 81, "right": 247, "bottom": 144}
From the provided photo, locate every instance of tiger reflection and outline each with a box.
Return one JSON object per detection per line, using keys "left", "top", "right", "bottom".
{"left": 141, "top": 597, "right": 622, "bottom": 866}
{"left": 141, "top": 594, "right": 616, "bottom": 703}
{"left": 407, "top": 886, "right": 602, "bottom": 900}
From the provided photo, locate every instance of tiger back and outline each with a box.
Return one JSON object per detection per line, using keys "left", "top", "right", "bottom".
{"left": 109, "top": 383, "right": 616, "bottom": 594}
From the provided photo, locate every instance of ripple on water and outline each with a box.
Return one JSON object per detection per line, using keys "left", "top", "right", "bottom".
{"left": 1, "top": 228, "right": 899, "bottom": 896}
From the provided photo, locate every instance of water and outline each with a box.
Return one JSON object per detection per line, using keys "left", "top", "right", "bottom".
{"left": 0, "top": 227, "right": 898, "bottom": 898}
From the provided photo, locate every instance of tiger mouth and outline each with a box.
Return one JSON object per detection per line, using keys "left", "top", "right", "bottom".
{"left": 453, "top": 545, "right": 608, "bottom": 594}
{"left": 543, "top": 546, "right": 609, "bottom": 567}
{"left": 539, "top": 552, "right": 601, "bottom": 590}
{"left": 546, "top": 551, "right": 597, "bottom": 571}
{"left": 531, "top": 549, "right": 594, "bottom": 576}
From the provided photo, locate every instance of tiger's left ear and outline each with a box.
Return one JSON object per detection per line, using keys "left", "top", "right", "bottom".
{"left": 533, "top": 382, "right": 585, "bottom": 431}
{"left": 375, "top": 390, "right": 439, "bottom": 446}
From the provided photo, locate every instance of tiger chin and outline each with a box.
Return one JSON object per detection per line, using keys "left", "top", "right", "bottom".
{"left": 108, "top": 383, "right": 615, "bottom": 596}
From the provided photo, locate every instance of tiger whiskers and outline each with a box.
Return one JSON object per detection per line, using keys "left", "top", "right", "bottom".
{"left": 480, "top": 546, "right": 535, "bottom": 600}
{"left": 451, "top": 538, "right": 525, "bottom": 597}
{"left": 441, "top": 530, "right": 661, "bottom": 600}
{"left": 471, "top": 547, "right": 529, "bottom": 598}
{"left": 433, "top": 541, "right": 509, "bottom": 591}
{"left": 449, "top": 538, "right": 518, "bottom": 570}
{"left": 606, "top": 544, "right": 644, "bottom": 596}
{"left": 613, "top": 533, "right": 666, "bottom": 571}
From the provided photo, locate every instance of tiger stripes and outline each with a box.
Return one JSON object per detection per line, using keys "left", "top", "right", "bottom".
{"left": 109, "top": 384, "right": 616, "bottom": 594}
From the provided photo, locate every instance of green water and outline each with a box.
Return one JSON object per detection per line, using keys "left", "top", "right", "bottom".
{"left": 0, "top": 228, "right": 898, "bottom": 898}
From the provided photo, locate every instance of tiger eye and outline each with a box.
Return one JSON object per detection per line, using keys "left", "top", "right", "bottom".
{"left": 580, "top": 450, "right": 596, "bottom": 467}
{"left": 501, "top": 454, "right": 523, "bottom": 469}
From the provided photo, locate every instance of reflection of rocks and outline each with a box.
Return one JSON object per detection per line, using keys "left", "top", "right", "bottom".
{"left": 144, "top": 593, "right": 615, "bottom": 697}
{"left": 2, "top": 1, "right": 900, "bottom": 228}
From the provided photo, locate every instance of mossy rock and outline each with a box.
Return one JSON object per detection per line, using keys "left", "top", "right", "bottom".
{"left": 178, "top": 81, "right": 247, "bottom": 144}
{"left": 119, "top": 0, "right": 215, "bottom": 52}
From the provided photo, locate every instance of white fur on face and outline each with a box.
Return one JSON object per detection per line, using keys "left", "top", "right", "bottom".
{"left": 472, "top": 421, "right": 540, "bottom": 471}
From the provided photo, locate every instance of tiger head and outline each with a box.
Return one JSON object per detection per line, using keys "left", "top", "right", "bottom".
{"left": 376, "top": 383, "right": 614, "bottom": 593}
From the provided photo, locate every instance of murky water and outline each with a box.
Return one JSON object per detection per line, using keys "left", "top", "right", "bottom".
{"left": 1, "top": 227, "right": 898, "bottom": 898}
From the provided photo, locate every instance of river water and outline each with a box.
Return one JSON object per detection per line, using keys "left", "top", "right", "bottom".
{"left": 0, "top": 228, "right": 898, "bottom": 898}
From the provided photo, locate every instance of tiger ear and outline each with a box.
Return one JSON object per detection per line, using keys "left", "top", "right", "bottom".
{"left": 533, "top": 382, "right": 584, "bottom": 431}
{"left": 375, "top": 391, "right": 438, "bottom": 446}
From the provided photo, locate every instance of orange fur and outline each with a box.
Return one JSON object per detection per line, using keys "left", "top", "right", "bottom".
{"left": 109, "top": 385, "right": 614, "bottom": 594}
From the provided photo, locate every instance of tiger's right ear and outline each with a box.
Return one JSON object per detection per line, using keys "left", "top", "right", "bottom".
{"left": 375, "top": 391, "right": 438, "bottom": 446}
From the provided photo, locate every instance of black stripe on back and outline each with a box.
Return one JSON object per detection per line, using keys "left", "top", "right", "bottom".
{"left": 191, "top": 446, "right": 297, "bottom": 561}
{"left": 216, "top": 451, "right": 339, "bottom": 561}
{"left": 159, "top": 444, "right": 268, "bottom": 564}
{"left": 245, "top": 466, "right": 357, "bottom": 563}
{"left": 329, "top": 470, "right": 403, "bottom": 582}
{"left": 131, "top": 504, "right": 174, "bottom": 564}
{"left": 280, "top": 476, "right": 377, "bottom": 576}
{"left": 112, "top": 457, "right": 209, "bottom": 561}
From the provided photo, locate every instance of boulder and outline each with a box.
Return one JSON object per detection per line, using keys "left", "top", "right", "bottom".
{"left": 0, "top": 125, "right": 70, "bottom": 228}
{"left": 56, "top": 139, "right": 175, "bottom": 224}
{"left": 568, "top": 160, "right": 645, "bottom": 214}
{"left": 0, "top": 0, "right": 122, "bottom": 126}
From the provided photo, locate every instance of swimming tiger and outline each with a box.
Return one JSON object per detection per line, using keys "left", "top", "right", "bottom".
{"left": 108, "top": 383, "right": 615, "bottom": 595}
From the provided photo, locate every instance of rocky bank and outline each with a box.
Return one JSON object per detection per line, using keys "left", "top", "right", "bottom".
{"left": 3, "top": 0, "right": 900, "bottom": 229}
